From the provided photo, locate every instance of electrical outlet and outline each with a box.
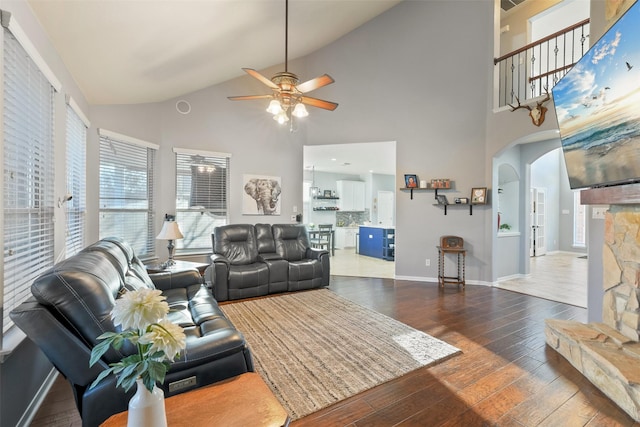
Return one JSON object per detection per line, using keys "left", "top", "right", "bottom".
{"left": 291, "top": 215, "right": 297, "bottom": 221}
{"left": 592, "top": 207, "right": 607, "bottom": 219}
{"left": 425, "top": 259, "right": 430, "bottom": 267}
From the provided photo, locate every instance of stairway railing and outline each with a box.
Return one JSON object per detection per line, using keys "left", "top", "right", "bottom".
{"left": 494, "top": 19, "right": 590, "bottom": 108}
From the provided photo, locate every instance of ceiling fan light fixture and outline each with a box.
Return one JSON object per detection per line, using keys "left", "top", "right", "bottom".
{"left": 227, "top": 0, "right": 338, "bottom": 124}
{"left": 274, "top": 110, "right": 289, "bottom": 124}
{"left": 266, "top": 99, "right": 283, "bottom": 115}
{"left": 292, "top": 102, "right": 309, "bottom": 118}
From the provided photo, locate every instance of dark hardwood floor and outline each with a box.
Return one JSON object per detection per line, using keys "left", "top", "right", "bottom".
{"left": 31, "top": 277, "right": 638, "bottom": 426}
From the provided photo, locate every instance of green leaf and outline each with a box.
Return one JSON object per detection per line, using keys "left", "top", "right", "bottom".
{"left": 89, "top": 338, "right": 115, "bottom": 367}
{"left": 89, "top": 368, "right": 115, "bottom": 390}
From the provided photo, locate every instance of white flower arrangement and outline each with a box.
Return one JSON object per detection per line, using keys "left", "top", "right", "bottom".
{"left": 89, "top": 288, "right": 187, "bottom": 393}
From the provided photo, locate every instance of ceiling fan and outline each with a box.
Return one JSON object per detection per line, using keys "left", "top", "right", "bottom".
{"left": 228, "top": 0, "right": 338, "bottom": 124}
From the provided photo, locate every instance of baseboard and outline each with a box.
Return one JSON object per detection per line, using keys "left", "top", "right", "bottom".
{"left": 16, "top": 368, "right": 59, "bottom": 427}
{"left": 393, "top": 275, "right": 493, "bottom": 287}
{"left": 496, "top": 273, "right": 527, "bottom": 282}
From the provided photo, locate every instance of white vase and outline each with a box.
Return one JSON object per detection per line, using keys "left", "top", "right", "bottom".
{"left": 127, "top": 378, "right": 168, "bottom": 427}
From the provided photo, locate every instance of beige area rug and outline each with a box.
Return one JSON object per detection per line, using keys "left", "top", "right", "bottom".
{"left": 221, "top": 289, "right": 461, "bottom": 420}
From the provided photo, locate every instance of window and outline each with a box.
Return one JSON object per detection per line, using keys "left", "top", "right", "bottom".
{"left": 573, "top": 191, "right": 586, "bottom": 247}
{"left": 2, "top": 28, "right": 56, "bottom": 334}
{"left": 174, "top": 148, "right": 230, "bottom": 251}
{"left": 99, "top": 130, "right": 158, "bottom": 258}
{"left": 65, "top": 100, "right": 89, "bottom": 257}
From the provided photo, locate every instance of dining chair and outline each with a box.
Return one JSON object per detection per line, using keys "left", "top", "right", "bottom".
{"left": 310, "top": 224, "right": 333, "bottom": 255}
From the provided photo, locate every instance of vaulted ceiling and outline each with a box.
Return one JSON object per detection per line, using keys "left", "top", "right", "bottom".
{"left": 28, "top": 0, "right": 401, "bottom": 105}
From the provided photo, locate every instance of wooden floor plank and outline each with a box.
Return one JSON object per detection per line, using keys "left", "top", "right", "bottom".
{"left": 30, "top": 277, "right": 639, "bottom": 427}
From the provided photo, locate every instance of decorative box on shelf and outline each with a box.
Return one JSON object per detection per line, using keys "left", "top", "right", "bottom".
{"left": 430, "top": 179, "right": 451, "bottom": 189}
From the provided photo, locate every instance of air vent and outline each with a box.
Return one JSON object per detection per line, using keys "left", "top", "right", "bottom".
{"left": 501, "top": 0, "right": 526, "bottom": 12}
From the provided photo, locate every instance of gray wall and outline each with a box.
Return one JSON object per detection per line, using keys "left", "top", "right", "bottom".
{"left": 92, "top": 1, "right": 495, "bottom": 283}
{"left": 304, "top": 1, "right": 495, "bottom": 282}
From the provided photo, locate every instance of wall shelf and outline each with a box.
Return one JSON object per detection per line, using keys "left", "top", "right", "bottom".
{"left": 401, "top": 182, "right": 488, "bottom": 215}
{"left": 434, "top": 203, "right": 473, "bottom": 215}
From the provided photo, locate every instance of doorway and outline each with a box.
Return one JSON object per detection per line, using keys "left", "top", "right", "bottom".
{"left": 303, "top": 142, "right": 396, "bottom": 279}
{"left": 529, "top": 187, "right": 546, "bottom": 257}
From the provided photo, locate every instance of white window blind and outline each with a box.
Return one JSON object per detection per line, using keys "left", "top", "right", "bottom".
{"left": 2, "top": 28, "right": 55, "bottom": 334}
{"left": 99, "top": 133, "right": 157, "bottom": 258}
{"left": 65, "top": 103, "right": 87, "bottom": 257}
{"left": 174, "top": 149, "right": 229, "bottom": 251}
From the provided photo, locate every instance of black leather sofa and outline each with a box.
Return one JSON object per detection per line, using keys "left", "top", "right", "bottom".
{"left": 207, "top": 223, "right": 330, "bottom": 301}
{"left": 10, "top": 237, "right": 253, "bottom": 427}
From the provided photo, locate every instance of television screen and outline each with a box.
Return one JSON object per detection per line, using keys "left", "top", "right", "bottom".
{"left": 552, "top": 1, "right": 640, "bottom": 189}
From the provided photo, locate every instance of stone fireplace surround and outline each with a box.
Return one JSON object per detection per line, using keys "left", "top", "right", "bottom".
{"left": 545, "top": 184, "right": 640, "bottom": 421}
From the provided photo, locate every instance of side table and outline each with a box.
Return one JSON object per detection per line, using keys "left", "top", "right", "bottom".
{"left": 145, "top": 259, "right": 209, "bottom": 276}
{"left": 437, "top": 246, "right": 466, "bottom": 289}
{"left": 100, "top": 372, "right": 290, "bottom": 427}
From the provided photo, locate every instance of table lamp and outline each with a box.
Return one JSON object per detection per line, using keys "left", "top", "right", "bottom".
{"left": 156, "top": 219, "right": 184, "bottom": 267}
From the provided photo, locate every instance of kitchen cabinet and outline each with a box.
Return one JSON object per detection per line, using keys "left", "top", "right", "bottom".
{"left": 335, "top": 227, "right": 358, "bottom": 249}
{"left": 337, "top": 180, "right": 365, "bottom": 211}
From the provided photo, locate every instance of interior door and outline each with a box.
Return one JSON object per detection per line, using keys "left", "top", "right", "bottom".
{"left": 377, "top": 191, "right": 394, "bottom": 226}
{"left": 530, "top": 187, "right": 547, "bottom": 257}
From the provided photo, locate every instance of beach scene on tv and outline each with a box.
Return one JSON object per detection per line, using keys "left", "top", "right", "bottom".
{"left": 552, "top": 2, "right": 640, "bottom": 189}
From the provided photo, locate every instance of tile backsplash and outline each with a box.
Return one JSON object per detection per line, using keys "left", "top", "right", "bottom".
{"left": 336, "top": 210, "right": 369, "bottom": 227}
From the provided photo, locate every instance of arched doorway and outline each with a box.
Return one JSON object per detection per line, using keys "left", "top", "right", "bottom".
{"left": 492, "top": 132, "right": 588, "bottom": 307}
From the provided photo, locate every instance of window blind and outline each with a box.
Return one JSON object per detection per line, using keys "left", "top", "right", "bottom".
{"left": 174, "top": 149, "right": 230, "bottom": 251}
{"left": 65, "top": 103, "right": 87, "bottom": 257}
{"left": 99, "top": 133, "right": 157, "bottom": 258}
{"left": 2, "top": 29, "right": 55, "bottom": 334}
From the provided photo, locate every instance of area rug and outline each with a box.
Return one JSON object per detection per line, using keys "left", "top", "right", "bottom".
{"left": 220, "top": 289, "right": 461, "bottom": 420}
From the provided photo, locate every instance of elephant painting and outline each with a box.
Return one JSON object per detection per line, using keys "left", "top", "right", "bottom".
{"left": 243, "top": 176, "right": 281, "bottom": 215}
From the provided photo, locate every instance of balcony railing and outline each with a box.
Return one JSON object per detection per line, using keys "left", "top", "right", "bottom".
{"left": 494, "top": 19, "right": 590, "bottom": 108}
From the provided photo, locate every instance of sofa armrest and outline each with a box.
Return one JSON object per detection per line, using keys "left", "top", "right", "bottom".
{"left": 207, "top": 254, "right": 231, "bottom": 301}
{"left": 210, "top": 253, "right": 230, "bottom": 265}
{"left": 305, "top": 247, "right": 328, "bottom": 260}
{"left": 150, "top": 269, "right": 202, "bottom": 291}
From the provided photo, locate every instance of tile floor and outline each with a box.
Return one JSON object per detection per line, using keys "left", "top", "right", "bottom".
{"left": 495, "top": 251, "right": 588, "bottom": 308}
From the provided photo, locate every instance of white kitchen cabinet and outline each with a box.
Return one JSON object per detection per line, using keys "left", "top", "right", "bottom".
{"left": 335, "top": 227, "right": 358, "bottom": 249}
{"left": 337, "top": 180, "right": 365, "bottom": 211}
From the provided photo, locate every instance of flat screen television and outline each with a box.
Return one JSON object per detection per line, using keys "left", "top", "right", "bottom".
{"left": 552, "top": 1, "right": 640, "bottom": 189}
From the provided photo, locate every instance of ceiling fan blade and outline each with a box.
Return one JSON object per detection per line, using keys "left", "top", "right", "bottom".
{"left": 296, "top": 74, "right": 335, "bottom": 93}
{"left": 228, "top": 94, "right": 273, "bottom": 101}
{"left": 300, "top": 96, "right": 338, "bottom": 111}
{"left": 243, "top": 68, "right": 279, "bottom": 89}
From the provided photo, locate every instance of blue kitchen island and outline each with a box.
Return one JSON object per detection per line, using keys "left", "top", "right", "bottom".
{"left": 358, "top": 226, "right": 395, "bottom": 260}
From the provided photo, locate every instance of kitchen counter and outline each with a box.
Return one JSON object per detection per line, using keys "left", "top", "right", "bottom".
{"left": 359, "top": 226, "right": 395, "bottom": 260}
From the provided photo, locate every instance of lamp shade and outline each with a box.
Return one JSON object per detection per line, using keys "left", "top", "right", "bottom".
{"left": 156, "top": 221, "right": 184, "bottom": 240}
{"left": 292, "top": 102, "right": 309, "bottom": 118}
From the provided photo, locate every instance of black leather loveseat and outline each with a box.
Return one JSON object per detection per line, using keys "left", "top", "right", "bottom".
{"left": 10, "top": 237, "right": 253, "bottom": 427}
{"left": 206, "top": 223, "right": 330, "bottom": 301}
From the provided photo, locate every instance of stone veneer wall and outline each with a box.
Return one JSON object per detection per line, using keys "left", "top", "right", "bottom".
{"left": 603, "top": 206, "right": 640, "bottom": 341}
{"left": 545, "top": 205, "right": 640, "bottom": 421}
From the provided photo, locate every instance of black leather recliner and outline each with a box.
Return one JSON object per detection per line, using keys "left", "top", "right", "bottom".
{"left": 10, "top": 237, "right": 253, "bottom": 427}
{"left": 207, "top": 224, "right": 329, "bottom": 301}
{"left": 272, "top": 224, "right": 330, "bottom": 291}
{"left": 210, "top": 224, "right": 271, "bottom": 301}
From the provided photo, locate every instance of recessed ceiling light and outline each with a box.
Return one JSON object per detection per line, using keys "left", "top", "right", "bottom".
{"left": 331, "top": 158, "right": 337, "bottom": 161}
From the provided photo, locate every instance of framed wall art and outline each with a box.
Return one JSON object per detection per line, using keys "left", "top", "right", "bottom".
{"left": 243, "top": 175, "right": 281, "bottom": 215}
{"left": 404, "top": 174, "right": 418, "bottom": 188}
{"left": 470, "top": 187, "right": 487, "bottom": 205}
